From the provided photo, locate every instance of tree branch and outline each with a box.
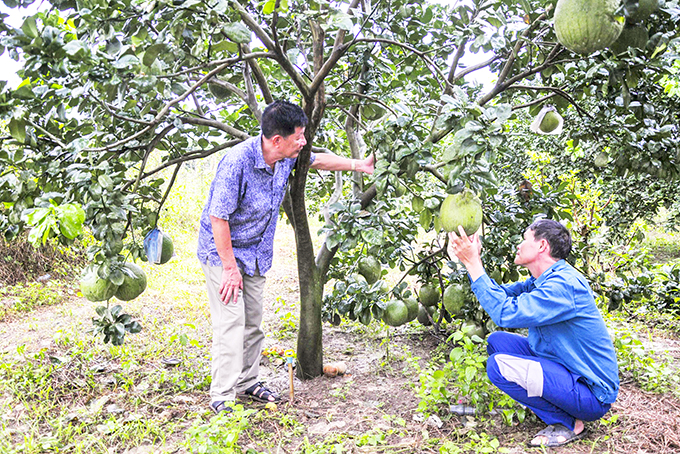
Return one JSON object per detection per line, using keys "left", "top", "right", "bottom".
{"left": 336, "top": 92, "right": 397, "bottom": 117}
{"left": 242, "top": 59, "right": 262, "bottom": 122}
{"left": 25, "top": 119, "right": 67, "bottom": 149}
{"left": 352, "top": 38, "right": 452, "bottom": 92}
{"left": 508, "top": 84, "right": 593, "bottom": 118}
{"left": 241, "top": 44, "right": 274, "bottom": 104}
{"left": 179, "top": 116, "right": 251, "bottom": 139}
{"left": 230, "top": 0, "right": 311, "bottom": 99}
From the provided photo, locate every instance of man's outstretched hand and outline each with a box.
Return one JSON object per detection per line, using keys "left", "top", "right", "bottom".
{"left": 447, "top": 226, "right": 485, "bottom": 282}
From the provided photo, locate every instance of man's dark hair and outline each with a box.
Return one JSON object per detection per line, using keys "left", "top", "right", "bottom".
{"left": 528, "top": 219, "right": 572, "bottom": 260}
{"left": 261, "top": 100, "right": 308, "bottom": 139}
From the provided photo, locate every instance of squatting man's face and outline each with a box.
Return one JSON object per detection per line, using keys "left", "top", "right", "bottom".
{"left": 514, "top": 229, "right": 547, "bottom": 266}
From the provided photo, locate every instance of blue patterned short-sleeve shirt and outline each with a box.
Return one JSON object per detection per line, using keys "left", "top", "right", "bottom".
{"left": 197, "top": 135, "right": 315, "bottom": 276}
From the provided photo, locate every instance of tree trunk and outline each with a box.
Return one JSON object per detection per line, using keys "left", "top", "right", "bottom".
{"left": 285, "top": 156, "right": 324, "bottom": 379}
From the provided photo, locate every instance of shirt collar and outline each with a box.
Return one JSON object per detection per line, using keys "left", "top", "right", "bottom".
{"left": 534, "top": 259, "right": 566, "bottom": 287}
{"left": 252, "top": 134, "right": 269, "bottom": 170}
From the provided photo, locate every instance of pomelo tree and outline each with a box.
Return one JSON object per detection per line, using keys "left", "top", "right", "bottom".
{"left": 1, "top": 0, "right": 679, "bottom": 378}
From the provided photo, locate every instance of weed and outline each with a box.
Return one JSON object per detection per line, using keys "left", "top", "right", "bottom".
{"left": 0, "top": 281, "right": 69, "bottom": 320}
{"left": 182, "top": 407, "right": 258, "bottom": 454}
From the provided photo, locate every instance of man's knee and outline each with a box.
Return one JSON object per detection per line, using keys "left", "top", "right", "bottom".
{"left": 486, "top": 331, "right": 509, "bottom": 355}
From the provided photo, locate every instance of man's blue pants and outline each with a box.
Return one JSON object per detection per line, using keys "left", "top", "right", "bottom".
{"left": 486, "top": 331, "right": 611, "bottom": 430}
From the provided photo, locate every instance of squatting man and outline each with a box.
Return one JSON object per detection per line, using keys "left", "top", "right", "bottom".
{"left": 197, "top": 100, "right": 374, "bottom": 414}
{"left": 447, "top": 219, "right": 619, "bottom": 448}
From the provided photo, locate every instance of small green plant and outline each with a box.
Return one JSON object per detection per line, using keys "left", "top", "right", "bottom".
{"left": 91, "top": 303, "right": 142, "bottom": 345}
{"left": 417, "top": 330, "right": 522, "bottom": 424}
{"left": 182, "top": 406, "right": 257, "bottom": 454}
{"left": 0, "top": 281, "right": 67, "bottom": 319}
{"left": 613, "top": 330, "right": 680, "bottom": 394}
{"left": 440, "top": 430, "right": 509, "bottom": 453}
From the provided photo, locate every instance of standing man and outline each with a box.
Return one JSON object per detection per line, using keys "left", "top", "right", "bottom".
{"left": 197, "top": 100, "right": 374, "bottom": 414}
{"left": 447, "top": 219, "right": 618, "bottom": 447}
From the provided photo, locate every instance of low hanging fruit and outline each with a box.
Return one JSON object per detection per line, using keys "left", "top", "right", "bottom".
{"left": 610, "top": 24, "right": 649, "bottom": 55}
{"left": 383, "top": 299, "right": 409, "bottom": 326}
{"left": 80, "top": 265, "right": 118, "bottom": 302}
{"left": 440, "top": 189, "right": 483, "bottom": 236}
{"left": 115, "top": 262, "right": 148, "bottom": 301}
{"left": 554, "top": 0, "right": 624, "bottom": 54}
{"left": 418, "top": 284, "right": 439, "bottom": 307}
{"left": 357, "top": 256, "right": 381, "bottom": 285}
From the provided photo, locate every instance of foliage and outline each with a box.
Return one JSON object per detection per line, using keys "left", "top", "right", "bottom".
{"left": 612, "top": 328, "right": 680, "bottom": 394}
{"left": 0, "top": 280, "right": 67, "bottom": 319}
{"left": 182, "top": 408, "right": 259, "bottom": 454}
{"left": 91, "top": 303, "right": 142, "bottom": 345}
{"left": 416, "top": 329, "right": 522, "bottom": 425}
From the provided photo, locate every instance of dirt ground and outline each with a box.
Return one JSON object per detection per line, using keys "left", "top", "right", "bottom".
{"left": 2, "top": 221, "right": 680, "bottom": 453}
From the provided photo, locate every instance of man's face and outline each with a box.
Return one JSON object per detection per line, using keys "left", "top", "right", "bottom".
{"left": 514, "top": 229, "right": 546, "bottom": 266}
{"left": 277, "top": 126, "right": 307, "bottom": 158}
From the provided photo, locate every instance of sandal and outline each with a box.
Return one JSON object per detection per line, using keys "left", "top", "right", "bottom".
{"left": 528, "top": 424, "right": 588, "bottom": 447}
{"left": 210, "top": 401, "right": 234, "bottom": 415}
{"left": 237, "top": 382, "right": 282, "bottom": 403}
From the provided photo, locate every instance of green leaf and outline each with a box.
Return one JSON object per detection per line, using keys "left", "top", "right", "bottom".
{"left": 98, "top": 174, "right": 114, "bottom": 190}
{"left": 21, "top": 16, "right": 39, "bottom": 39}
{"left": 361, "top": 228, "right": 382, "bottom": 245}
{"left": 64, "top": 40, "right": 88, "bottom": 59}
{"left": 56, "top": 203, "right": 86, "bottom": 239}
{"left": 8, "top": 117, "right": 26, "bottom": 143}
{"left": 223, "top": 23, "right": 251, "bottom": 44}
{"left": 142, "top": 43, "right": 166, "bottom": 66}
{"left": 112, "top": 54, "right": 140, "bottom": 69}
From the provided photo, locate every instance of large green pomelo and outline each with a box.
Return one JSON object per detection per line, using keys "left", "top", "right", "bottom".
{"left": 443, "top": 284, "right": 467, "bottom": 317}
{"left": 403, "top": 297, "right": 419, "bottom": 322}
{"left": 383, "top": 299, "right": 409, "bottom": 326}
{"left": 594, "top": 151, "right": 609, "bottom": 167}
{"left": 417, "top": 304, "right": 435, "bottom": 326}
{"left": 208, "top": 82, "right": 232, "bottom": 100}
{"left": 159, "top": 233, "right": 174, "bottom": 264}
{"left": 627, "top": 0, "right": 657, "bottom": 23}
{"left": 610, "top": 25, "right": 649, "bottom": 54}
{"left": 440, "top": 189, "right": 483, "bottom": 236}
{"left": 357, "top": 256, "right": 381, "bottom": 285}
{"left": 419, "top": 284, "right": 440, "bottom": 307}
{"left": 80, "top": 266, "right": 118, "bottom": 302}
{"left": 114, "top": 262, "right": 148, "bottom": 301}
{"left": 461, "top": 320, "right": 486, "bottom": 339}
{"left": 539, "top": 110, "right": 561, "bottom": 133}
{"left": 554, "top": 0, "right": 624, "bottom": 54}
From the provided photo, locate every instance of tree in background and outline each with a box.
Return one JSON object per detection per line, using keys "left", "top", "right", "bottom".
{"left": 1, "top": 0, "right": 678, "bottom": 377}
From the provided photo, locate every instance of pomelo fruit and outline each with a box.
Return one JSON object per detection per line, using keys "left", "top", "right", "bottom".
{"left": 443, "top": 283, "right": 467, "bottom": 317}
{"left": 539, "top": 110, "right": 562, "bottom": 133}
{"left": 440, "top": 189, "right": 482, "bottom": 236}
{"left": 403, "top": 297, "right": 419, "bottom": 322}
{"left": 461, "top": 320, "right": 486, "bottom": 339}
{"left": 610, "top": 24, "right": 648, "bottom": 54}
{"left": 419, "top": 284, "right": 439, "bottom": 307}
{"left": 357, "top": 256, "right": 381, "bottom": 285}
{"left": 417, "top": 304, "right": 435, "bottom": 326}
{"left": 594, "top": 151, "right": 609, "bottom": 167}
{"left": 383, "top": 299, "right": 409, "bottom": 326}
{"left": 627, "top": 0, "right": 657, "bottom": 23}
{"left": 80, "top": 265, "right": 119, "bottom": 302}
{"left": 159, "top": 232, "right": 174, "bottom": 264}
{"left": 554, "top": 0, "right": 624, "bottom": 54}
{"left": 114, "top": 262, "right": 148, "bottom": 301}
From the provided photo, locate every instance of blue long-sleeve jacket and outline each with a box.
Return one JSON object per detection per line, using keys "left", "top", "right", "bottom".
{"left": 471, "top": 260, "right": 619, "bottom": 404}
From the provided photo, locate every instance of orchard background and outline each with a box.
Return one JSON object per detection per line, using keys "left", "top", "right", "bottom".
{"left": 1, "top": 0, "right": 680, "bottom": 452}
